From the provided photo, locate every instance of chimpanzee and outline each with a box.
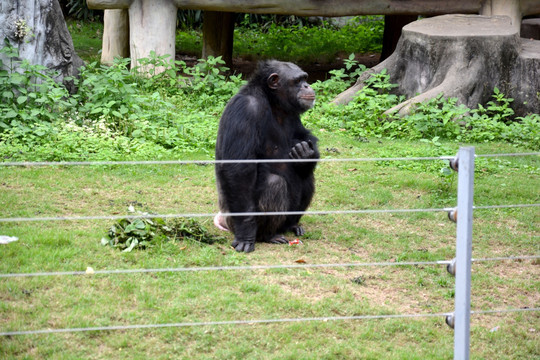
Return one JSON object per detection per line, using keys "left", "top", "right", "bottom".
{"left": 214, "top": 60, "right": 319, "bottom": 253}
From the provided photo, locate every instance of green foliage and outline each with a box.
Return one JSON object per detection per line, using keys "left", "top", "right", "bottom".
{"left": 310, "top": 54, "right": 368, "bottom": 104}
{"left": 309, "top": 68, "right": 539, "bottom": 151}
{"left": 101, "top": 215, "right": 166, "bottom": 252}
{"left": 405, "top": 95, "right": 468, "bottom": 140}
{"left": 0, "top": 41, "right": 72, "bottom": 132}
{"left": 63, "top": 0, "right": 102, "bottom": 21}
{"left": 1, "top": 38, "right": 538, "bottom": 164}
{"left": 73, "top": 58, "right": 143, "bottom": 133}
{"left": 0, "top": 47, "right": 244, "bottom": 161}
{"left": 177, "top": 10, "right": 203, "bottom": 30}
{"left": 101, "top": 208, "right": 226, "bottom": 252}
{"left": 183, "top": 56, "right": 244, "bottom": 99}
{"left": 66, "top": 19, "right": 102, "bottom": 63}
{"left": 234, "top": 18, "right": 383, "bottom": 63}
{"left": 308, "top": 68, "right": 403, "bottom": 140}
{"left": 175, "top": 16, "right": 384, "bottom": 64}
{"left": 459, "top": 88, "right": 539, "bottom": 148}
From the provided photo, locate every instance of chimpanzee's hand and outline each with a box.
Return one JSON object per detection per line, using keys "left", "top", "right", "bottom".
{"left": 289, "top": 140, "right": 316, "bottom": 159}
{"left": 231, "top": 238, "right": 255, "bottom": 253}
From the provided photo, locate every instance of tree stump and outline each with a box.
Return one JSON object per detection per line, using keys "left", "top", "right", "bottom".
{"left": 0, "top": 0, "right": 84, "bottom": 93}
{"left": 334, "top": 15, "right": 540, "bottom": 117}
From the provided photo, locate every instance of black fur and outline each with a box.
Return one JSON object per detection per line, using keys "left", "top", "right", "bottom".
{"left": 215, "top": 60, "right": 319, "bottom": 253}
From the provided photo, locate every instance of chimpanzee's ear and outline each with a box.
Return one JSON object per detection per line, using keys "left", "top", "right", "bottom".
{"left": 267, "top": 73, "right": 280, "bottom": 89}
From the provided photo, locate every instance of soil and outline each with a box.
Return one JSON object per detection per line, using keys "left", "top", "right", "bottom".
{"left": 176, "top": 53, "right": 381, "bottom": 82}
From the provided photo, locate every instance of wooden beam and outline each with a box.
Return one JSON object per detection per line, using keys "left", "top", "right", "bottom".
{"left": 88, "top": 0, "right": 133, "bottom": 9}
{"left": 89, "top": 0, "right": 484, "bottom": 15}
{"left": 89, "top": 0, "right": 538, "bottom": 17}
{"left": 171, "top": 0, "right": 484, "bottom": 16}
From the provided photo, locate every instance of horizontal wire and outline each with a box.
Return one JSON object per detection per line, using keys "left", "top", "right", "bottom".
{"left": 0, "top": 207, "right": 453, "bottom": 223}
{"left": 472, "top": 255, "right": 540, "bottom": 263}
{"left": 0, "top": 313, "right": 453, "bottom": 336}
{"left": 0, "top": 156, "right": 453, "bottom": 167}
{"left": 1, "top": 308, "right": 537, "bottom": 337}
{"left": 0, "top": 203, "right": 538, "bottom": 223}
{"left": 0, "top": 260, "right": 453, "bottom": 278}
{"left": 471, "top": 308, "right": 540, "bottom": 315}
{"left": 0, "top": 152, "right": 538, "bottom": 167}
{"left": 475, "top": 152, "right": 540, "bottom": 158}
{"left": 2, "top": 255, "right": 538, "bottom": 279}
{"left": 473, "top": 204, "right": 540, "bottom": 210}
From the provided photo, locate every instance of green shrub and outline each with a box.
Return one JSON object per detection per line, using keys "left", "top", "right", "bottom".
{"left": 0, "top": 47, "right": 538, "bottom": 164}
{"left": 176, "top": 16, "right": 384, "bottom": 64}
{"left": 310, "top": 68, "right": 539, "bottom": 150}
{"left": 0, "top": 40, "right": 72, "bottom": 130}
{"left": 233, "top": 18, "right": 383, "bottom": 63}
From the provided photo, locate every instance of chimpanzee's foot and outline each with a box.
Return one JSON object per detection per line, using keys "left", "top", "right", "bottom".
{"left": 231, "top": 239, "right": 255, "bottom": 253}
{"left": 288, "top": 224, "right": 305, "bottom": 236}
{"left": 265, "top": 234, "right": 288, "bottom": 244}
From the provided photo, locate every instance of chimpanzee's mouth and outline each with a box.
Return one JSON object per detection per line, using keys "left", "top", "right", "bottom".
{"left": 300, "top": 95, "right": 316, "bottom": 100}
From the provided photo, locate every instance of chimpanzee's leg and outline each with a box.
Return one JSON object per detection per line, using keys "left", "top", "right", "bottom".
{"left": 257, "top": 174, "right": 289, "bottom": 243}
{"left": 216, "top": 179, "right": 234, "bottom": 232}
{"left": 281, "top": 174, "right": 315, "bottom": 236}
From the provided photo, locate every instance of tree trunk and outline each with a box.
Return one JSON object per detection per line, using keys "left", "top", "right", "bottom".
{"left": 101, "top": 9, "right": 130, "bottom": 65}
{"left": 129, "top": 0, "right": 177, "bottom": 73}
{"left": 334, "top": 15, "right": 540, "bottom": 117}
{"left": 202, "top": 11, "right": 235, "bottom": 70}
{"left": 0, "top": 0, "right": 84, "bottom": 93}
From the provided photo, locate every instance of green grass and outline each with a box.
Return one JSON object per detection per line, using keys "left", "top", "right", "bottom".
{"left": 67, "top": 19, "right": 103, "bottom": 63}
{"left": 1, "top": 138, "right": 538, "bottom": 359}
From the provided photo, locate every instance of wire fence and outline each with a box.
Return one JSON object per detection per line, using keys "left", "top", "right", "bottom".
{"left": 1, "top": 150, "right": 538, "bottom": 359}
{"left": 2, "top": 308, "right": 538, "bottom": 337}
{"left": 0, "top": 151, "right": 537, "bottom": 167}
{"left": 0, "top": 204, "right": 537, "bottom": 224}
{"left": 1, "top": 255, "right": 538, "bottom": 279}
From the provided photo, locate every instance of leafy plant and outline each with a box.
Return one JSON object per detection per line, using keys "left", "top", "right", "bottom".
{"left": 101, "top": 215, "right": 165, "bottom": 252}
{"left": 101, "top": 208, "right": 226, "bottom": 252}
{"left": 0, "top": 40, "right": 72, "bottom": 132}
{"left": 406, "top": 95, "right": 468, "bottom": 140}
{"left": 183, "top": 56, "right": 244, "bottom": 99}
{"left": 310, "top": 67, "right": 539, "bottom": 150}
{"left": 232, "top": 17, "right": 384, "bottom": 63}
{"left": 64, "top": 0, "right": 102, "bottom": 21}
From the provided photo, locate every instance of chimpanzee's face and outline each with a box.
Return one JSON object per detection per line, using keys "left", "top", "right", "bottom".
{"left": 292, "top": 74, "right": 316, "bottom": 111}
{"left": 267, "top": 62, "right": 316, "bottom": 113}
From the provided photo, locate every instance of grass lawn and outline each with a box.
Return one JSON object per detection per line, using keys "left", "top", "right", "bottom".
{"left": 1, "top": 136, "right": 538, "bottom": 359}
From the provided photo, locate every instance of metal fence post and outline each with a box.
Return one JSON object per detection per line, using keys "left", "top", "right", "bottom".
{"left": 454, "top": 147, "right": 475, "bottom": 360}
